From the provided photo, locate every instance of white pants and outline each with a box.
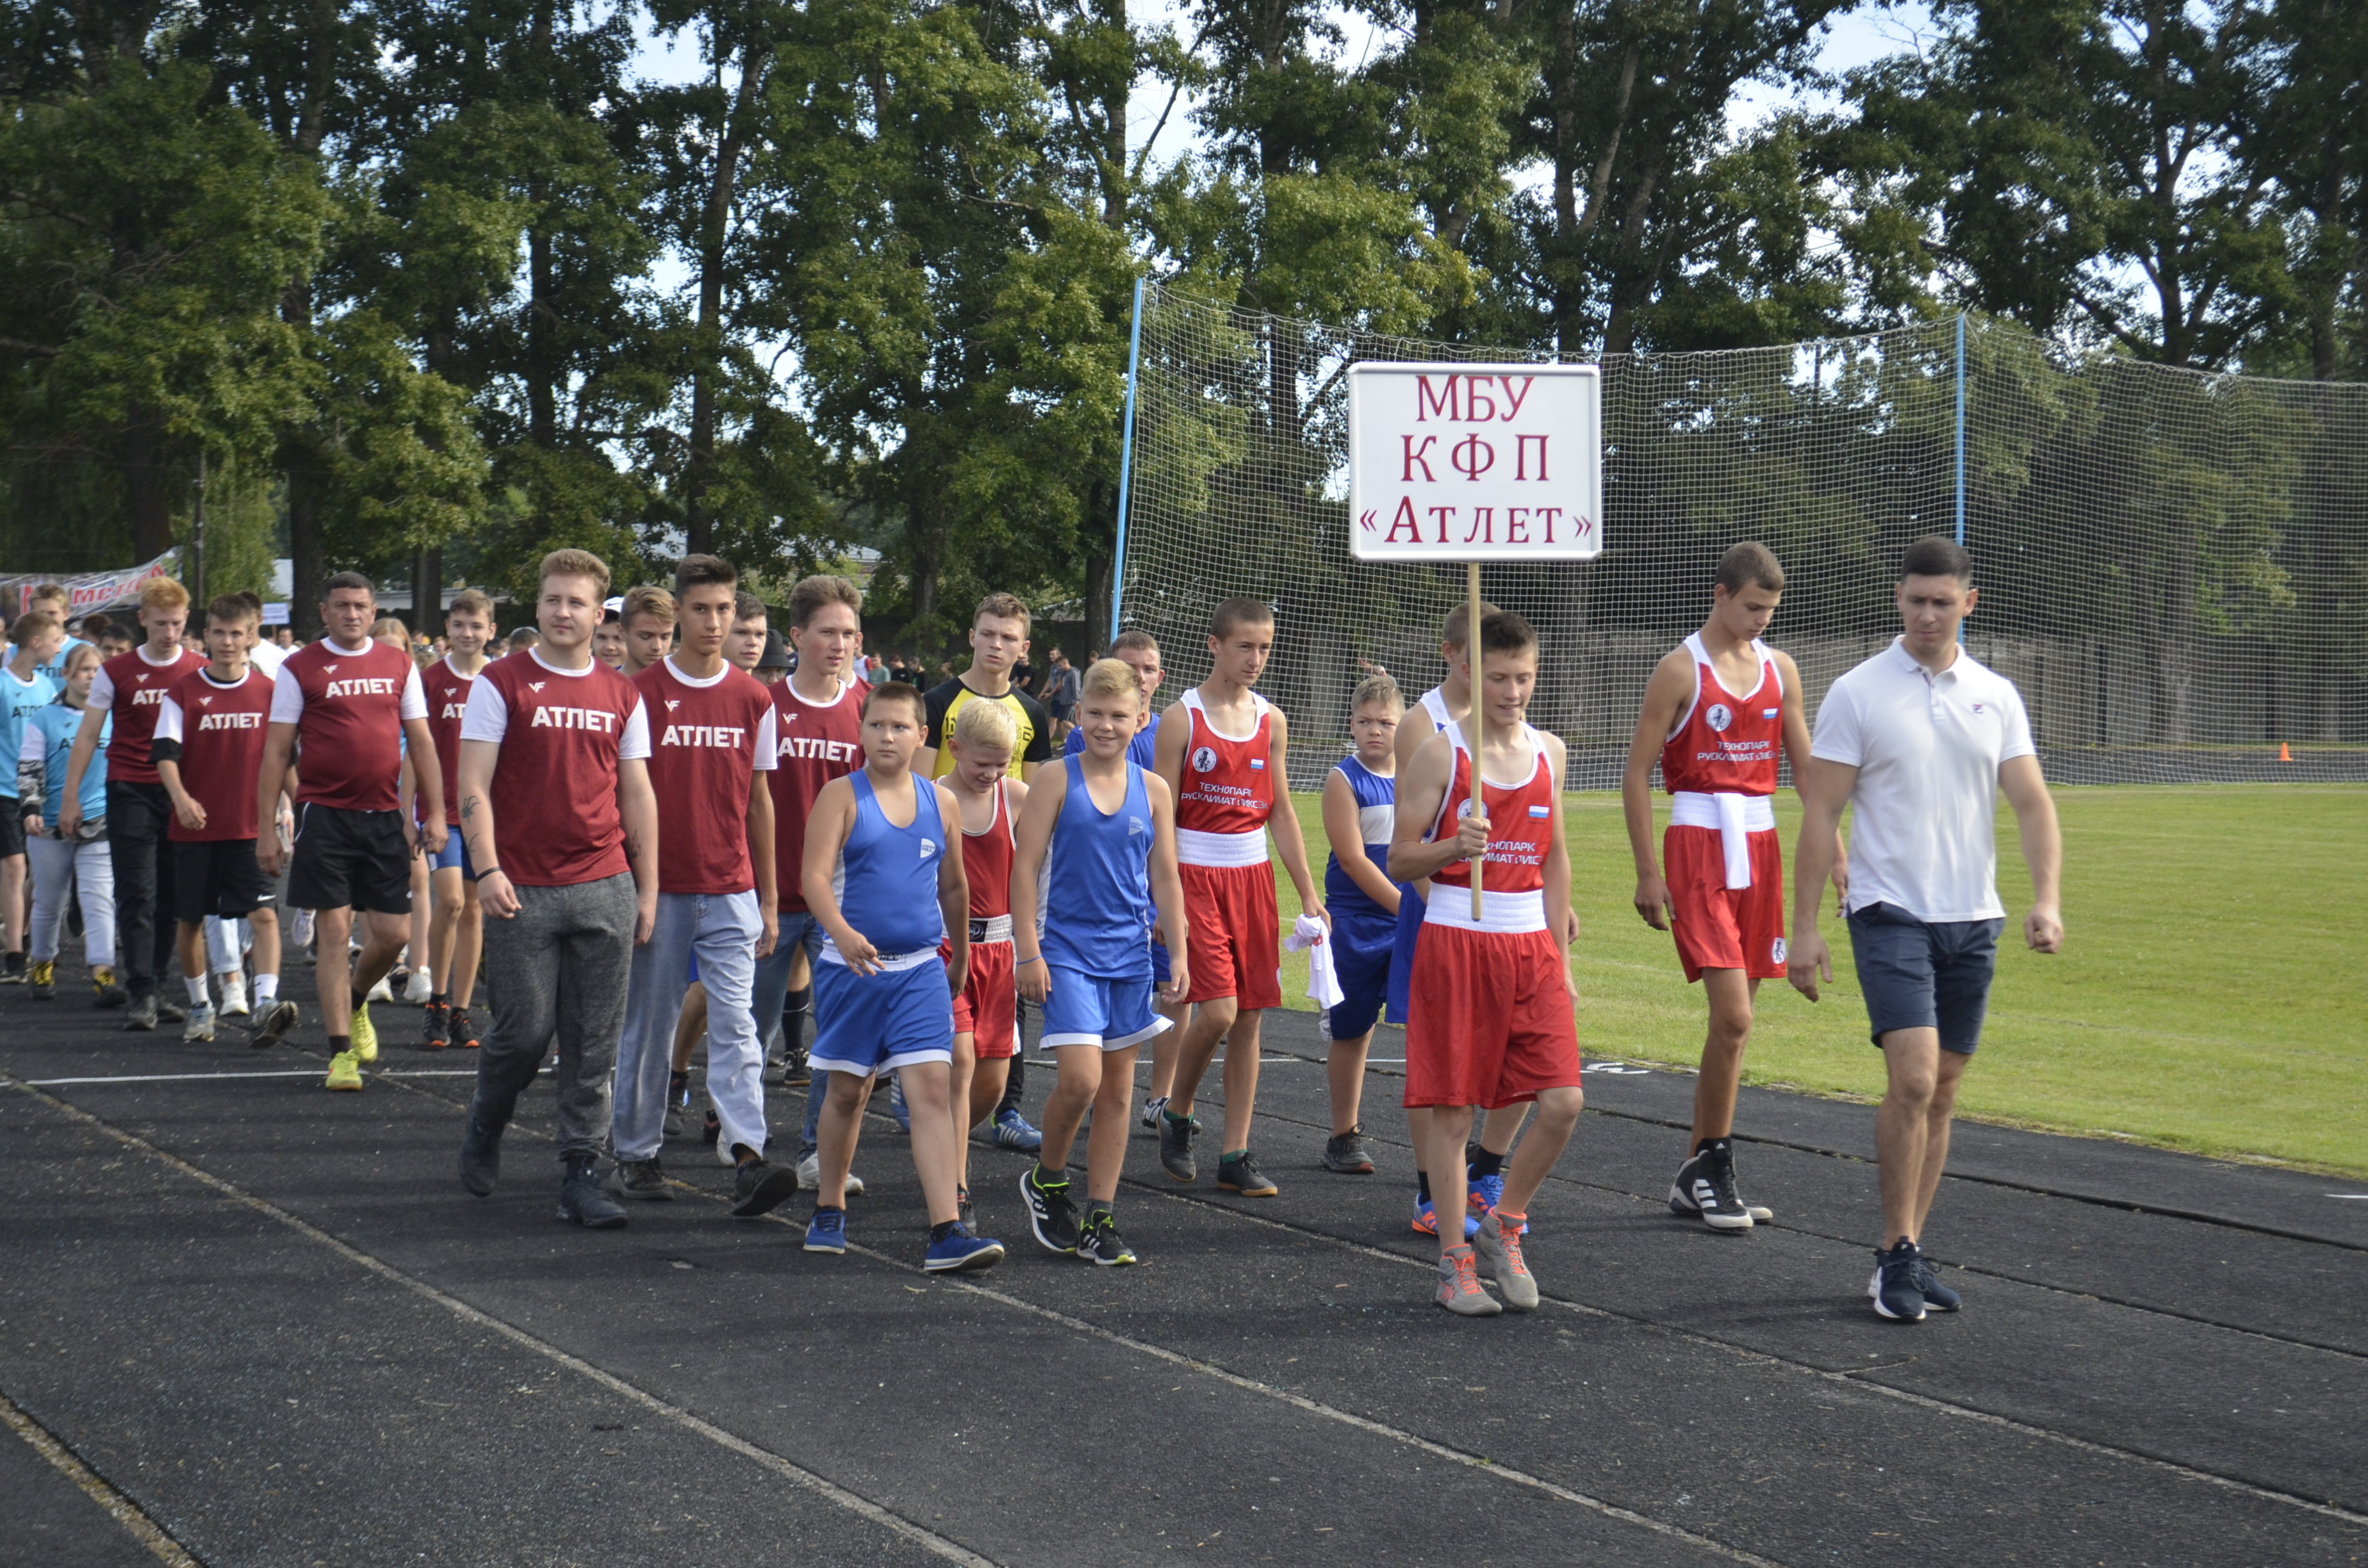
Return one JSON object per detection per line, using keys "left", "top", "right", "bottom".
{"left": 204, "top": 915, "right": 251, "bottom": 974}
{"left": 29, "top": 835, "right": 115, "bottom": 968}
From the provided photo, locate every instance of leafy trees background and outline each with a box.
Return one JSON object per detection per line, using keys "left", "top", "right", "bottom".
{"left": 1, "top": 0, "right": 2361, "bottom": 640}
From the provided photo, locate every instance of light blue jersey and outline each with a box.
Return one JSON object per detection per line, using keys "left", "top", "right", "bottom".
{"left": 1042, "top": 755, "right": 1155, "bottom": 981}
{"left": 2, "top": 667, "right": 64, "bottom": 800}
{"left": 825, "top": 770, "right": 947, "bottom": 960}
{"left": 26, "top": 701, "right": 106, "bottom": 824}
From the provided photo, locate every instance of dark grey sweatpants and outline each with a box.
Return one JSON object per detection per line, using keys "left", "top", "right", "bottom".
{"left": 470, "top": 872, "right": 637, "bottom": 1161}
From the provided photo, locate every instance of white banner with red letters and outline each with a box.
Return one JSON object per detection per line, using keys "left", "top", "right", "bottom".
{"left": 0, "top": 550, "right": 181, "bottom": 622}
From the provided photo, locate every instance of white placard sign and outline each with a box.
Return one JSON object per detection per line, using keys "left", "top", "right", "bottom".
{"left": 1346, "top": 362, "right": 1602, "bottom": 561}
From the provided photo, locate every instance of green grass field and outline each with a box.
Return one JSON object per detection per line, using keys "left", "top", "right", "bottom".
{"left": 1264, "top": 783, "right": 2368, "bottom": 1177}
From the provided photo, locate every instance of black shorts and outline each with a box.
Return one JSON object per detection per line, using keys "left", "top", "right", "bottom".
{"left": 174, "top": 838, "right": 275, "bottom": 923}
{"left": 1847, "top": 901, "right": 2003, "bottom": 1056}
{"left": 0, "top": 804, "right": 23, "bottom": 859}
{"left": 287, "top": 803, "right": 411, "bottom": 916}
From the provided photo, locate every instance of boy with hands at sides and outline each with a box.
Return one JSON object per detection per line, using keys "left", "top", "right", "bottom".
{"left": 1011, "top": 659, "right": 1189, "bottom": 1266}
{"left": 798, "top": 682, "right": 1005, "bottom": 1272}
{"left": 418, "top": 591, "right": 497, "bottom": 1051}
{"left": 151, "top": 595, "right": 300, "bottom": 1048}
{"left": 1153, "top": 598, "right": 1325, "bottom": 1198}
{"left": 1391, "top": 612, "right": 1584, "bottom": 1317}
{"left": 1620, "top": 541, "right": 1830, "bottom": 1232}
{"left": 938, "top": 698, "right": 1028, "bottom": 1225}
{"left": 1315, "top": 674, "right": 1404, "bottom": 1176}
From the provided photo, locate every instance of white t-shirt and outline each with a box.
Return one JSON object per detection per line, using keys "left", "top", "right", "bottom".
{"left": 1810, "top": 637, "right": 2037, "bottom": 924}
{"left": 247, "top": 639, "right": 288, "bottom": 678}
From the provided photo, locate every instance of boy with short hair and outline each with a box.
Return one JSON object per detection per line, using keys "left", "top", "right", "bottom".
{"left": 620, "top": 586, "right": 677, "bottom": 676}
{"left": 420, "top": 589, "right": 495, "bottom": 1050}
{"left": 728, "top": 592, "right": 769, "bottom": 673}
{"left": 798, "top": 682, "right": 1003, "bottom": 1271}
{"left": 1, "top": 611, "right": 66, "bottom": 983}
{"left": 1391, "top": 612, "right": 1584, "bottom": 1316}
{"left": 939, "top": 697, "right": 1028, "bottom": 1218}
{"left": 609, "top": 554, "right": 794, "bottom": 1217}
{"left": 1315, "top": 673, "right": 1402, "bottom": 1175}
{"left": 151, "top": 596, "right": 300, "bottom": 1048}
{"left": 1152, "top": 597, "right": 1326, "bottom": 1197}
{"left": 1621, "top": 541, "right": 1823, "bottom": 1230}
{"left": 62, "top": 578, "right": 205, "bottom": 1028}
{"left": 1012, "top": 658, "right": 1188, "bottom": 1265}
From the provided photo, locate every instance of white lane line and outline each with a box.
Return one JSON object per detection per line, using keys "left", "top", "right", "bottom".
{"left": 2330, "top": 1195, "right": 2368, "bottom": 1200}
{"left": 0, "top": 1390, "right": 200, "bottom": 1567}
{"left": 26, "top": 1070, "right": 481, "bottom": 1085}
{"left": 3, "top": 1077, "right": 1003, "bottom": 1568}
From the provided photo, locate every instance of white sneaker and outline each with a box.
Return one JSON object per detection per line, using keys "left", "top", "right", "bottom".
{"left": 289, "top": 908, "right": 314, "bottom": 949}
{"left": 793, "top": 1152, "right": 863, "bottom": 1196}
{"left": 218, "top": 974, "right": 250, "bottom": 1017}
{"left": 183, "top": 1004, "right": 217, "bottom": 1043}
{"left": 368, "top": 973, "right": 394, "bottom": 1003}
{"left": 403, "top": 967, "right": 434, "bottom": 1005}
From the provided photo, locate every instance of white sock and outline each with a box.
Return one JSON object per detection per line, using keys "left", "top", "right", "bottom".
{"left": 185, "top": 976, "right": 211, "bottom": 1006}
{"left": 254, "top": 974, "right": 279, "bottom": 1004}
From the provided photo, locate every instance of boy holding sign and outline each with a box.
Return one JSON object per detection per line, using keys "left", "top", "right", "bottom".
{"left": 1390, "top": 612, "right": 1582, "bottom": 1316}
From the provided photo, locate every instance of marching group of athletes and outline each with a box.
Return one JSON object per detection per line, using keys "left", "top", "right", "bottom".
{"left": 1, "top": 531, "right": 2062, "bottom": 1320}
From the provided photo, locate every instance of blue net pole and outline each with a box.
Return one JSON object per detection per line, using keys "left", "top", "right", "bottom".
{"left": 1110, "top": 276, "right": 1146, "bottom": 636}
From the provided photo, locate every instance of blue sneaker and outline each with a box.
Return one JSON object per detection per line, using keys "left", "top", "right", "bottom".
{"left": 887, "top": 1073, "right": 912, "bottom": 1133}
{"left": 1412, "top": 1192, "right": 1479, "bottom": 1239}
{"left": 1912, "top": 1252, "right": 1963, "bottom": 1312}
{"left": 923, "top": 1223, "right": 1006, "bottom": 1273}
{"left": 1868, "top": 1239, "right": 1927, "bottom": 1321}
{"left": 1467, "top": 1175, "right": 1528, "bottom": 1235}
{"left": 991, "top": 1107, "right": 1043, "bottom": 1152}
{"left": 804, "top": 1207, "right": 848, "bottom": 1254}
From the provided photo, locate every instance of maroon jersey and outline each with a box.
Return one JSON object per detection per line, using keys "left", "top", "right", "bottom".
{"left": 463, "top": 649, "right": 650, "bottom": 888}
{"left": 1173, "top": 688, "right": 1274, "bottom": 866}
{"left": 768, "top": 676, "right": 866, "bottom": 912}
{"left": 270, "top": 637, "right": 426, "bottom": 812}
{"left": 90, "top": 646, "right": 206, "bottom": 785}
{"left": 1660, "top": 633, "right": 1782, "bottom": 797}
{"left": 420, "top": 655, "right": 482, "bottom": 828}
{"left": 154, "top": 667, "right": 275, "bottom": 842}
{"left": 634, "top": 657, "right": 778, "bottom": 895}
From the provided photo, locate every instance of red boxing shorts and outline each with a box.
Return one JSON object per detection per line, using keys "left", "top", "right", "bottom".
{"left": 949, "top": 939, "right": 1019, "bottom": 1059}
{"left": 1403, "top": 923, "right": 1581, "bottom": 1110}
{"left": 1180, "top": 862, "right": 1281, "bottom": 1010}
{"left": 1663, "top": 824, "right": 1786, "bottom": 983}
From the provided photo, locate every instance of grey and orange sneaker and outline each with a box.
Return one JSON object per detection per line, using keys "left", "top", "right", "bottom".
{"left": 1435, "top": 1245, "right": 1502, "bottom": 1317}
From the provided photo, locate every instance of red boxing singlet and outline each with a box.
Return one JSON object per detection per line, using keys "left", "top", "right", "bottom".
{"left": 1660, "top": 633, "right": 1782, "bottom": 797}
{"left": 960, "top": 780, "right": 1015, "bottom": 926}
{"left": 1173, "top": 689, "right": 1273, "bottom": 867}
{"left": 1426, "top": 726, "right": 1554, "bottom": 933}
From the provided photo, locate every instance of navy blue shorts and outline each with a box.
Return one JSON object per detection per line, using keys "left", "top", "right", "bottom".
{"left": 1384, "top": 883, "right": 1424, "bottom": 1026}
{"left": 425, "top": 829, "right": 475, "bottom": 879}
{"left": 1325, "top": 908, "right": 1397, "bottom": 1041}
{"left": 1847, "top": 902, "right": 2003, "bottom": 1056}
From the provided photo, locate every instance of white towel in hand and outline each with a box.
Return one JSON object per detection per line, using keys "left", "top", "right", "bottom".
{"left": 1285, "top": 913, "right": 1344, "bottom": 1009}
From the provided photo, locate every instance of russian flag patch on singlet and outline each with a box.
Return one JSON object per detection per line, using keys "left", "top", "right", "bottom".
{"left": 1527, "top": 804, "right": 1550, "bottom": 819}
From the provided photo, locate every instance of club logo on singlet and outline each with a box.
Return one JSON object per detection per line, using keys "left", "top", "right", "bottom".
{"left": 1191, "top": 745, "right": 1218, "bottom": 773}
{"left": 1706, "top": 703, "right": 1732, "bottom": 733}
{"left": 1455, "top": 797, "right": 1477, "bottom": 819}
{"left": 1772, "top": 937, "right": 1788, "bottom": 965}
{"left": 920, "top": 838, "right": 938, "bottom": 860}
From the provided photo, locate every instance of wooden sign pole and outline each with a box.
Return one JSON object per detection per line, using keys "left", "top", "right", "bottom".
{"left": 1465, "top": 560, "right": 1486, "bottom": 922}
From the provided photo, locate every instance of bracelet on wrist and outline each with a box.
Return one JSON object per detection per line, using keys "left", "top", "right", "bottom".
{"left": 1017, "top": 954, "right": 1043, "bottom": 967}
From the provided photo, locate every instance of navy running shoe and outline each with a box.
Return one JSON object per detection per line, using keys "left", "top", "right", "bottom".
{"left": 805, "top": 1207, "right": 849, "bottom": 1254}
{"left": 1869, "top": 1239, "right": 1927, "bottom": 1321}
{"left": 923, "top": 1224, "right": 1006, "bottom": 1273}
{"left": 1912, "top": 1252, "right": 1963, "bottom": 1312}
{"left": 991, "top": 1106, "right": 1043, "bottom": 1152}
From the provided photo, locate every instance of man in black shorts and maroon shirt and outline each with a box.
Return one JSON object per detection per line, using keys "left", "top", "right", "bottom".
{"left": 256, "top": 572, "right": 445, "bottom": 1091}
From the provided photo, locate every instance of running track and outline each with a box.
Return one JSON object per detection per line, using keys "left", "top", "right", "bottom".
{"left": 3, "top": 963, "right": 2364, "bottom": 1567}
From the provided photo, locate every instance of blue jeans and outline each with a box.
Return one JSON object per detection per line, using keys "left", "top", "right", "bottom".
{"left": 613, "top": 890, "right": 763, "bottom": 1161}
{"left": 752, "top": 910, "right": 828, "bottom": 1154}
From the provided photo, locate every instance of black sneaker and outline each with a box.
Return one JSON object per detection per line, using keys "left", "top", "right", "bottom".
{"left": 459, "top": 1114, "right": 504, "bottom": 1196}
{"left": 557, "top": 1157, "right": 629, "bottom": 1229}
{"left": 1080, "top": 1209, "right": 1138, "bottom": 1266}
{"left": 1020, "top": 1166, "right": 1081, "bottom": 1254}
{"left": 608, "top": 1157, "right": 675, "bottom": 1201}
{"left": 1322, "top": 1129, "right": 1376, "bottom": 1174}
{"left": 702, "top": 1109, "right": 721, "bottom": 1148}
{"left": 1216, "top": 1151, "right": 1278, "bottom": 1197}
{"left": 251, "top": 999, "right": 299, "bottom": 1050}
{"left": 1158, "top": 1111, "right": 1197, "bottom": 1183}
{"left": 957, "top": 1185, "right": 974, "bottom": 1232}
{"left": 730, "top": 1158, "right": 799, "bottom": 1218}
{"left": 1912, "top": 1253, "right": 1963, "bottom": 1312}
{"left": 1670, "top": 1139, "right": 1754, "bottom": 1231}
{"left": 664, "top": 1071, "right": 689, "bottom": 1139}
{"left": 0, "top": 950, "right": 24, "bottom": 983}
{"left": 422, "top": 1000, "right": 450, "bottom": 1049}
{"left": 124, "top": 993, "right": 158, "bottom": 1032}
{"left": 1868, "top": 1239, "right": 1927, "bottom": 1321}
{"left": 780, "top": 1045, "right": 810, "bottom": 1088}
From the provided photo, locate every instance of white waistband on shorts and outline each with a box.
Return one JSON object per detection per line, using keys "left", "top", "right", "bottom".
{"left": 1177, "top": 826, "right": 1270, "bottom": 869}
{"left": 819, "top": 940, "right": 943, "bottom": 972}
{"left": 969, "top": 913, "right": 1014, "bottom": 943}
{"left": 1669, "top": 790, "right": 1773, "bottom": 891}
{"left": 1422, "top": 886, "right": 1548, "bottom": 935}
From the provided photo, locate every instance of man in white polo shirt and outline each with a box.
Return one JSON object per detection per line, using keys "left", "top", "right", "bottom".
{"left": 1787, "top": 535, "right": 2063, "bottom": 1324}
